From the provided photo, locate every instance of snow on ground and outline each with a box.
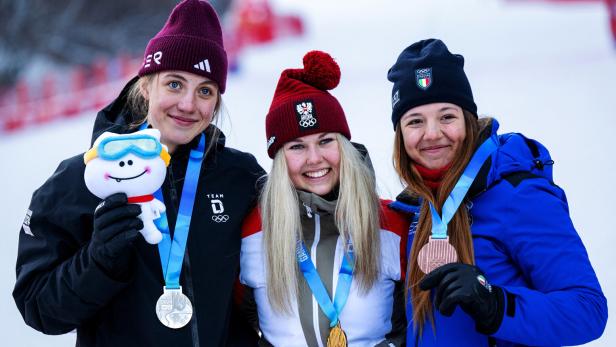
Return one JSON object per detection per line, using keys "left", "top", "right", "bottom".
{"left": 1, "top": 0, "right": 614, "bottom": 345}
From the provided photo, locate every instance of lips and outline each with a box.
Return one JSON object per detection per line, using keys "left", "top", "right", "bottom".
{"left": 422, "top": 145, "right": 449, "bottom": 151}
{"left": 304, "top": 168, "right": 330, "bottom": 178}
{"left": 169, "top": 114, "right": 198, "bottom": 126}
{"left": 421, "top": 145, "right": 451, "bottom": 155}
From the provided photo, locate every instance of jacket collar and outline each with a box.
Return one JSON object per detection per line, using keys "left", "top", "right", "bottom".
{"left": 297, "top": 190, "right": 337, "bottom": 216}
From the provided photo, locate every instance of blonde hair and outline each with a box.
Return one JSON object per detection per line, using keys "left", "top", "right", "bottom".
{"left": 393, "top": 112, "right": 491, "bottom": 334}
{"left": 261, "top": 134, "right": 381, "bottom": 313}
{"left": 126, "top": 74, "right": 224, "bottom": 157}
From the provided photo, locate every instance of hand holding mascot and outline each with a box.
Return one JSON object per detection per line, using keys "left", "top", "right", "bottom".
{"left": 84, "top": 128, "right": 170, "bottom": 244}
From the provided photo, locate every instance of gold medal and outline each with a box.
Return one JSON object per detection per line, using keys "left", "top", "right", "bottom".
{"left": 327, "top": 321, "right": 348, "bottom": 347}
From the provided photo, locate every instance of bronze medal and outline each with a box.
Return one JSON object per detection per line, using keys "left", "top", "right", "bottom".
{"left": 327, "top": 321, "right": 348, "bottom": 347}
{"left": 417, "top": 237, "right": 458, "bottom": 274}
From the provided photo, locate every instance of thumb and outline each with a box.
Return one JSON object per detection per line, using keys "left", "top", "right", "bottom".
{"left": 419, "top": 263, "right": 459, "bottom": 291}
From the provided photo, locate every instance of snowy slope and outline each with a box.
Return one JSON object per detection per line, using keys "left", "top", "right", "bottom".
{"left": 1, "top": 0, "right": 614, "bottom": 345}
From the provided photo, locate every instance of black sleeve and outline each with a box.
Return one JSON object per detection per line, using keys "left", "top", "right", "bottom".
{"left": 376, "top": 280, "right": 407, "bottom": 347}
{"left": 12, "top": 156, "right": 132, "bottom": 334}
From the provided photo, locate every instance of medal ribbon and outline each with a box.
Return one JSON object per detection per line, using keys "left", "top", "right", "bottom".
{"left": 152, "top": 131, "right": 206, "bottom": 289}
{"left": 296, "top": 215, "right": 354, "bottom": 327}
{"left": 429, "top": 136, "right": 498, "bottom": 239}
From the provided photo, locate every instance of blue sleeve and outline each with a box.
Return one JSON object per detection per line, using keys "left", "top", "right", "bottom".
{"left": 12, "top": 157, "right": 131, "bottom": 334}
{"left": 492, "top": 180, "right": 607, "bottom": 345}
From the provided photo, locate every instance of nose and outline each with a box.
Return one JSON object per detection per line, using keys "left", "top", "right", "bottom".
{"left": 177, "top": 92, "right": 196, "bottom": 113}
{"left": 423, "top": 119, "right": 442, "bottom": 141}
{"left": 306, "top": 145, "right": 322, "bottom": 165}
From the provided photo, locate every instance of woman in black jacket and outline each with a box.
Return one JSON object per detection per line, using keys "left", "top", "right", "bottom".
{"left": 13, "top": 1, "right": 264, "bottom": 346}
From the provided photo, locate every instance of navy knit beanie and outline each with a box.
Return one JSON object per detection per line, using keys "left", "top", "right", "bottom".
{"left": 387, "top": 39, "right": 477, "bottom": 130}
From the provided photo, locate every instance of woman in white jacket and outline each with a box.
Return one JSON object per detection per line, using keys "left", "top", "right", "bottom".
{"left": 239, "top": 51, "right": 409, "bottom": 347}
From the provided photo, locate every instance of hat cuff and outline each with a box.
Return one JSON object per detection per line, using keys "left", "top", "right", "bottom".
{"left": 138, "top": 35, "right": 228, "bottom": 93}
{"left": 266, "top": 94, "right": 350, "bottom": 158}
{"left": 392, "top": 93, "right": 477, "bottom": 130}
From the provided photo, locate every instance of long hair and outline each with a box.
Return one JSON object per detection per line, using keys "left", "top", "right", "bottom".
{"left": 261, "top": 134, "right": 381, "bottom": 314}
{"left": 393, "top": 111, "right": 490, "bottom": 334}
{"left": 126, "top": 75, "right": 224, "bottom": 157}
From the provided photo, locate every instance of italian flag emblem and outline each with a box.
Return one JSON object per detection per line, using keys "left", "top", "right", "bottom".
{"left": 415, "top": 67, "right": 432, "bottom": 90}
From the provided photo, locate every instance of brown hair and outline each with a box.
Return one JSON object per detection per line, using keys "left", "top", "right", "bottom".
{"left": 393, "top": 111, "right": 490, "bottom": 334}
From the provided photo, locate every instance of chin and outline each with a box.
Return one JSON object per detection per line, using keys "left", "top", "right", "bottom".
{"left": 171, "top": 132, "right": 195, "bottom": 144}
{"left": 310, "top": 186, "right": 334, "bottom": 196}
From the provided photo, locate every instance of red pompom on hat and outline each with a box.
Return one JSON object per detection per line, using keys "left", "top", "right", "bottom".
{"left": 265, "top": 50, "right": 350, "bottom": 158}
{"left": 138, "top": 0, "right": 228, "bottom": 93}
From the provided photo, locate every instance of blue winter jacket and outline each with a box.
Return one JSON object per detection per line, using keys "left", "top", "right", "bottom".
{"left": 391, "top": 119, "right": 607, "bottom": 347}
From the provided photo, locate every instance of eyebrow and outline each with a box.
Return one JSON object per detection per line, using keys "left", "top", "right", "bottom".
{"left": 439, "top": 106, "right": 458, "bottom": 112}
{"left": 287, "top": 133, "right": 334, "bottom": 144}
{"left": 404, "top": 107, "right": 459, "bottom": 118}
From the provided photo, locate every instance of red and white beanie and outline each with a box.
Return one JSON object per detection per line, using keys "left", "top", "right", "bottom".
{"left": 265, "top": 51, "right": 351, "bottom": 158}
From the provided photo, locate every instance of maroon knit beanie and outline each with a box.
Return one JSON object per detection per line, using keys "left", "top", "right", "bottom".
{"left": 265, "top": 51, "right": 351, "bottom": 158}
{"left": 138, "top": 0, "right": 228, "bottom": 93}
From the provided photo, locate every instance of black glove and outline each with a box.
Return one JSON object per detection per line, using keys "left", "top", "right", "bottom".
{"left": 419, "top": 263, "right": 505, "bottom": 335}
{"left": 89, "top": 193, "right": 143, "bottom": 280}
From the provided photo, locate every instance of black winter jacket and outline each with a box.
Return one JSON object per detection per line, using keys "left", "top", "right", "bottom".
{"left": 13, "top": 79, "right": 265, "bottom": 346}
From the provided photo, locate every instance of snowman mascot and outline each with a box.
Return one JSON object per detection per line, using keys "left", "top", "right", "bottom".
{"left": 83, "top": 128, "right": 170, "bottom": 244}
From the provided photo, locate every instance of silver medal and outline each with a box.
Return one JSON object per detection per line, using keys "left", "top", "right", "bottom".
{"left": 155, "top": 286, "right": 193, "bottom": 329}
{"left": 417, "top": 237, "right": 458, "bottom": 274}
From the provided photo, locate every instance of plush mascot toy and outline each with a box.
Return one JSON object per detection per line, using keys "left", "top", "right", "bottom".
{"left": 83, "top": 128, "right": 170, "bottom": 244}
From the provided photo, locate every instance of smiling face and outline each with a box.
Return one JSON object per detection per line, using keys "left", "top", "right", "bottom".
{"left": 283, "top": 132, "right": 341, "bottom": 196}
{"left": 399, "top": 102, "right": 466, "bottom": 169}
{"left": 84, "top": 130, "right": 168, "bottom": 198}
{"left": 141, "top": 71, "right": 219, "bottom": 153}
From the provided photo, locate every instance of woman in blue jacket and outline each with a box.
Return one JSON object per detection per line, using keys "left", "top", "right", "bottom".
{"left": 386, "top": 38, "right": 607, "bottom": 346}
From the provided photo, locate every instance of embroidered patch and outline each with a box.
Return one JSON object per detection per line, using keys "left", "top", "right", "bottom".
{"left": 477, "top": 275, "right": 492, "bottom": 293}
{"left": 193, "top": 59, "right": 211, "bottom": 72}
{"left": 206, "top": 193, "right": 229, "bottom": 223}
{"left": 144, "top": 51, "right": 162, "bottom": 68}
{"left": 22, "top": 209, "right": 34, "bottom": 236}
{"left": 392, "top": 90, "right": 400, "bottom": 108}
{"left": 295, "top": 100, "right": 318, "bottom": 130}
{"left": 415, "top": 68, "right": 432, "bottom": 90}
{"left": 267, "top": 136, "right": 276, "bottom": 149}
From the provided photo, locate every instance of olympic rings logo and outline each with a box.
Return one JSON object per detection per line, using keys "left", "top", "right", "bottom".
{"left": 212, "top": 214, "right": 229, "bottom": 223}
{"left": 299, "top": 117, "right": 317, "bottom": 128}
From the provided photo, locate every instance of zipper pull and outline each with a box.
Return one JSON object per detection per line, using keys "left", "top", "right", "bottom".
{"left": 303, "top": 203, "right": 313, "bottom": 218}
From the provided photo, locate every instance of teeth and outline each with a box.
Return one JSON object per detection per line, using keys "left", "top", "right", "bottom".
{"left": 305, "top": 169, "right": 329, "bottom": 178}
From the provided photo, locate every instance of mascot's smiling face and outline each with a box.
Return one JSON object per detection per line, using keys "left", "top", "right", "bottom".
{"left": 84, "top": 129, "right": 169, "bottom": 199}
